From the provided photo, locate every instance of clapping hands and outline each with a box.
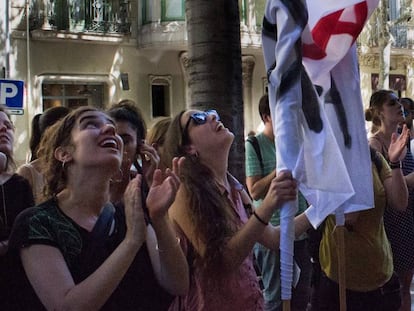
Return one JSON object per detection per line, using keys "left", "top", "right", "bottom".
{"left": 146, "top": 157, "right": 184, "bottom": 222}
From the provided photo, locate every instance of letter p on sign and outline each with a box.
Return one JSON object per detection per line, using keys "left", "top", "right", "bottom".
{"left": 0, "top": 80, "right": 24, "bottom": 108}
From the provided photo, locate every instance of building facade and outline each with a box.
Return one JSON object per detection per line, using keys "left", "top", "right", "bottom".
{"left": 1, "top": 0, "right": 413, "bottom": 165}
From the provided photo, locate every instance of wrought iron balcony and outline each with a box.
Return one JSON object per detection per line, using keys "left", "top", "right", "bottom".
{"left": 29, "top": 0, "right": 131, "bottom": 34}
{"left": 358, "top": 23, "right": 414, "bottom": 49}
{"left": 390, "top": 24, "right": 414, "bottom": 48}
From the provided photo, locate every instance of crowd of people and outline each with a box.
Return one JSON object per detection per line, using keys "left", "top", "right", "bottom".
{"left": 0, "top": 90, "right": 412, "bottom": 310}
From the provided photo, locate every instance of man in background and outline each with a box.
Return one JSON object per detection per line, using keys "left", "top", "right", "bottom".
{"left": 245, "top": 94, "right": 312, "bottom": 311}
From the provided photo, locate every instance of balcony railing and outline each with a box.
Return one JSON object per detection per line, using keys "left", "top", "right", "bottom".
{"left": 390, "top": 24, "right": 414, "bottom": 48}
{"left": 358, "top": 23, "right": 414, "bottom": 49}
{"left": 29, "top": 0, "right": 131, "bottom": 34}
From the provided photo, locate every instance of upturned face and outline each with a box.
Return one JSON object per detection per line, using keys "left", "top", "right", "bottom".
{"left": 69, "top": 110, "right": 123, "bottom": 170}
{"left": 180, "top": 109, "right": 234, "bottom": 157}
{"left": 381, "top": 93, "right": 404, "bottom": 125}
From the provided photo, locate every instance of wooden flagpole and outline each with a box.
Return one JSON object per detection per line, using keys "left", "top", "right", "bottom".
{"left": 283, "top": 299, "right": 291, "bottom": 311}
{"left": 334, "top": 225, "right": 347, "bottom": 311}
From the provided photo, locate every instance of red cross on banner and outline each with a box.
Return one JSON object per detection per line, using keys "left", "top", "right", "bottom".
{"left": 303, "top": 2, "right": 368, "bottom": 60}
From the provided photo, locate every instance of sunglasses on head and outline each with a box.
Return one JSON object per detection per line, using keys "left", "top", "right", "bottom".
{"left": 181, "top": 109, "right": 220, "bottom": 143}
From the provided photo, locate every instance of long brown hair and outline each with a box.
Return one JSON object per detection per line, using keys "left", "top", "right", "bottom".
{"left": 39, "top": 106, "right": 99, "bottom": 198}
{"left": 163, "top": 110, "right": 238, "bottom": 273}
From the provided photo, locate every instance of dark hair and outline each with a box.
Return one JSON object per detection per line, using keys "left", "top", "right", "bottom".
{"left": 400, "top": 97, "right": 414, "bottom": 110}
{"left": 258, "top": 94, "right": 270, "bottom": 122}
{"left": 29, "top": 114, "right": 42, "bottom": 161}
{"left": 107, "top": 99, "right": 147, "bottom": 151}
{"left": 30, "top": 106, "right": 70, "bottom": 161}
{"left": 163, "top": 110, "right": 239, "bottom": 275}
{"left": 39, "top": 106, "right": 70, "bottom": 134}
{"left": 40, "top": 106, "right": 99, "bottom": 198}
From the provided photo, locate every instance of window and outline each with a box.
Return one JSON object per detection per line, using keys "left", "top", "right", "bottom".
{"left": 149, "top": 75, "right": 172, "bottom": 118}
{"left": 371, "top": 73, "right": 406, "bottom": 97}
{"left": 239, "top": 0, "right": 246, "bottom": 24}
{"left": 263, "top": 77, "right": 269, "bottom": 94}
{"left": 142, "top": 0, "right": 153, "bottom": 24}
{"left": 161, "top": 0, "right": 185, "bottom": 21}
{"left": 41, "top": 82, "right": 106, "bottom": 110}
{"left": 255, "top": 0, "right": 266, "bottom": 28}
{"left": 30, "top": 0, "right": 130, "bottom": 33}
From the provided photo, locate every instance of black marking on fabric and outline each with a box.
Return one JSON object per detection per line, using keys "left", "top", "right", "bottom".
{"left": 315, "top": 85, "right": 323, "bottom": 96}
{"left": 279, "top": 60, "right": 302, "bottom": 96}
{"left": 267, "top": 62, "right": 276, "bottom": 82}
{"left": 262, "top": 16, "right": 277, "bottom": 41}
{"left": 281, "top": 0, "right": 308, "bottom": 28}
{"left": 325, "top": 75, "right": 352, "bottom": 148}
{"left": 301, "top": 68, "right": 323, "bottom": 133}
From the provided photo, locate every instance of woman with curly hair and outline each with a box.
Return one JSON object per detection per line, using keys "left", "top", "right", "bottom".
{"left": 6, "top": 106, "right": 188, "bottom": 310}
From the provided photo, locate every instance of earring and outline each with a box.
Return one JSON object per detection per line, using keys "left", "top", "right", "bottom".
{"left": 62, "top": 160, "right": 66, "bottom": 170}
{"left": 194, "top": 151, "right": 199, "bottom": 158}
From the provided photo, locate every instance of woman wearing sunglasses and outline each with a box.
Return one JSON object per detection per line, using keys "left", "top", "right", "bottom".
{"left": 366, "top": 90, "right": 414, "bottom": 311}
{"left": 163, "top": 109, "right": 311, "bottom": 310}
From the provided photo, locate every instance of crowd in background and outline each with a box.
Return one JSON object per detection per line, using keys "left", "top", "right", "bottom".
{"left": 0, "top": 90, "right": 412, "bottom": 310}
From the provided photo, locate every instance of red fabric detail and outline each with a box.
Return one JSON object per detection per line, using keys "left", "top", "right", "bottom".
{"left": 303, "top": 2, "right": 368, "bottom": 60}
{"left": 302, "top": 43, "right": 327, "bottom": 60}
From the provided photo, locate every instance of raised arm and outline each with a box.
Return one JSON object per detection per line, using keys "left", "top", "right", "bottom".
{"left": 21, "top": 175, "right": 147, "bottom": 311}
{"left": 145, "top": 157, "right": 189, "bottom": 296}
{"left": 384, "top": 126, "right": 409, "bottom": 211}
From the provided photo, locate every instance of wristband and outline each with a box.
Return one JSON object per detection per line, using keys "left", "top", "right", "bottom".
{"left": 389, "top": 161, "right": 401, "bottom": 170}
{"left": 253, "top": 211, "right": 268, "bottom": 226}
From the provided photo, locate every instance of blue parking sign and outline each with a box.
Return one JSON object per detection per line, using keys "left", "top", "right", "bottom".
{"left": 0, "top": 79, "right": 24, "bottom": 108}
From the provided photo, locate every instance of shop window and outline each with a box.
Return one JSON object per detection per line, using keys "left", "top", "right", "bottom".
{"left": 41, "top": 82, "right": 106, "bottom": 110}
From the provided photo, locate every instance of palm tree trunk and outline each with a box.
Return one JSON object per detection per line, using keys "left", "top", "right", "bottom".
{"left": 185, "top": 0, "right": 245, "bottom": 182}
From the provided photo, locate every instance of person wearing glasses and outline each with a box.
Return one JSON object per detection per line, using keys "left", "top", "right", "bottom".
{"left": 162, "top": 109, "right": 311, "bottom": 310}
{"left": 366, "top": 90, "right": 414, "bottom": 311}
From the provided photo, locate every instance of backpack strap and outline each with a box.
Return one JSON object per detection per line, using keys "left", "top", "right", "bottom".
{"left": 247, "top": 136, "right": 264, "bottom": 175}
{"left": 79, "top": 203, "right": 115, "bottom": 280}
